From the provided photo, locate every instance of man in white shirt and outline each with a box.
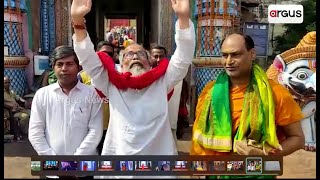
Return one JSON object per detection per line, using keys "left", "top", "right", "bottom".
{"left": 71, "top": 0, "right": 195, "bottom": 157}
{"left": 150, "top": 44, "right": 183, "bottom": 144}
{"left": 28, "top": 45, "right": 103, "bottom": 156}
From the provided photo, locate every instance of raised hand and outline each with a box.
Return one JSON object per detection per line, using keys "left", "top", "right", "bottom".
{"left": 71, "top": 0, "right": 92, "bottom": 20}
{"left": 171, "top": 0, "right": 190, "bottom": 20}
{"left": 171, "top": 0, "right": 190, "bottom": 29}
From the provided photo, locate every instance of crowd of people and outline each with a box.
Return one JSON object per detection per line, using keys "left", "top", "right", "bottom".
{"left": 21, "top": 0, "right": 307, "bottom": 179}
{"left": 103, "top": 25, "right": 136, "bottom": 65}
{"left": 105, "top": 25, "right": 136, "bottom": 49}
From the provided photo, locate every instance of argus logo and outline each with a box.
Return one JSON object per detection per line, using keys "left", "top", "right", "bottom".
{"left": 268, "top": 5, "right": 303, "bottom": 24}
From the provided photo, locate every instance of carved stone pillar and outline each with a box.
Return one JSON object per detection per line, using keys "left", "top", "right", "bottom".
{"left": 4, "top": 0, "right": 30, "bottom": 96}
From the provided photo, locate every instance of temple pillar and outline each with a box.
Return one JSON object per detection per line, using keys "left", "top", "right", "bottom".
{"left": 159, "top": 1, "right": 175, "bottom": 56}
{"left": 24, "top": 0, "right": 35, "bottom": 90}
{"left": 191, "top": 0, "right": 241, "bottom": 122}
{"left": 4, "top": 0, "right": 30, "bottom": 97}
{"left": 40, "top": 0, "right": 56, "bottom": 55}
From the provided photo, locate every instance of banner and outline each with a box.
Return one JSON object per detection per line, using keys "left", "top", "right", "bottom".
{"left": 243, "top": 22, "right": 269, "bottom": 57}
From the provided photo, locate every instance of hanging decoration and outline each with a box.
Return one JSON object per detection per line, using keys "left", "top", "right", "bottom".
{"left": 55, "top": 0, "right": 69, "bottom": 46}
{"left": 195, "top": 0, "right": 240, "bottom": 58}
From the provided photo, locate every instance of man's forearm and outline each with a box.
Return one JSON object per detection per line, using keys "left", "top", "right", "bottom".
{"left": 74, "top": 129, "right": 102, "bottom": 155}
{"left": 164, "top": 19, "right": 195, "bottom": 90}
{"left": 178, "top": 17, "right": 190, "bottom": 29}
{"left": 175, "top": 19, "right": 195, "bottom": 59}
{"left": 72, "top": 18, "right": 88, "bottom": 42}
{"left": 75, "top": 100, "right": 103, "bottom": 155}
{"left": 29, "top": 134, "right": 57, "bottom": 155}
{"left": 279, "top": 136, "right": 304, "bottom": 156}
{"left": 28, "top": 125, "right": 57, "bottom": 155}
{"left": 72, "top": 17, "right": 110, "bottom": 97}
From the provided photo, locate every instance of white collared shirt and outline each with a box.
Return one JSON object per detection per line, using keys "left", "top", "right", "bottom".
{"left": 28, "top": 81, "right": 103, "bottom": 155}
{"left": 73, "top": 19, "right": 195, "bottom": 156}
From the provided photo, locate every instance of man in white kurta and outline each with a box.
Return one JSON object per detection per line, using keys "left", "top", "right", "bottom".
{"left": 71, "top": 0, "right": 195, "bottom": 156}
{"left": 28, "top": 46, "right": 103, "bottom": 156}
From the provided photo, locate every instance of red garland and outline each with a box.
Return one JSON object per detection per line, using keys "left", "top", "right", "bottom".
{"left": 95, "top": 51, "right": 174, "bottom": 101}
{"left": 97, "top": 51, "right": 169, "bottom": 89}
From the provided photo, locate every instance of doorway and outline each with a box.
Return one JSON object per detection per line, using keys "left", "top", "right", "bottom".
{"left": 104, "top": 15, "right": 137, "bottom": 47}
{"left": 85, "top": 0, "right": 151, "bottom": 49}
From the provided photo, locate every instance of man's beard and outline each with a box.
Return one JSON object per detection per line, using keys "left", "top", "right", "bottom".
{"left": 129, "top": 64, "right": 147, "bottom": 76}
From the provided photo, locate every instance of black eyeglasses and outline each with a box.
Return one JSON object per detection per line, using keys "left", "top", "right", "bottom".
{"left": 124, "top": 51, "right": 148, "bottom": 59}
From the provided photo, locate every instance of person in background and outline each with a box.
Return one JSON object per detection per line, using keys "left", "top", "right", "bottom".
{"left": 150, "top": 44, "right": 167, "bottom": 68}
{"left": 38, "top": 67, "right": 58, "bottom": 88}
{"left": 150, "top": 44, "right": 183, "bottom": 144}
{"left": 78, "top": 41, "right": 116, "bottom": 84}
{"left": 116, "top": 49, "right": 125, "bottom": 72}
{"left": 4, "top": 76, "right": 30, "bottom": 140}
{"left": 112, "top": 40, "right": 120, "bottom": 64}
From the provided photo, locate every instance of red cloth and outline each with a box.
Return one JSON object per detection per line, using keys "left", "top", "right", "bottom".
{"left": 167, "top": 89, "right": 174, "bottom": 101}
{"left": 179, "top": 106, "right": 188, "bottom": 117}
{"left": 95, "top": 88, "right": 108, "bottom": 102}
{"left": 97, "top": 88, "right": 174, "bottom": 102}
{"left": 94, "top": 51, "right": 173, "bottom": 101}
{"left": 97, "top": 51, "right": 169, "bottom": 90}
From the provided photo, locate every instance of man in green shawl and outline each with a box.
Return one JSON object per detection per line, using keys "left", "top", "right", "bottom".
{"left": 191, "top": 33, "right": 305, "bottom": 178}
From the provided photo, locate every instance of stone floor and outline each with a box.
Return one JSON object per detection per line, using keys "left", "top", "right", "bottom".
{"left": 4, "top": 126, "right": 316, "bottom": 179}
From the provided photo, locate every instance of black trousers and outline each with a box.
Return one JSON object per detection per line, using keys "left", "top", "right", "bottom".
{"left": 97, "top": 130, "right": 107, "bottom": 155}
{"left": 177, "top": 115, "right": 187, "bottom": 139}
{"left": 9, "top": 116, "right": 22, "bottom": 140}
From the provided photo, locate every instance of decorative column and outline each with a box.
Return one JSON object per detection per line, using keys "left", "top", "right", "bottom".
{"left": 193, "top": 0, "right": 240, "bottom": 96}
{"left": 194, "top": 0, "right": 240, "bottom": 58}
{"left": 190, "top": 0, "right": 240, "bottom": 123}
{"left": 54, "top": 0, "right": 70, "bottom": 47}
{"left": 159, "top": 1, "right": 175, "bottom": 56}
{"left": 41, "top": 0, "right": 72, "bottom": 53}
{"left": 4, "top": 0, "right": 30, "bottom": 97}
{"left": 40, "top": 0, "right": 56, "bottom": 55}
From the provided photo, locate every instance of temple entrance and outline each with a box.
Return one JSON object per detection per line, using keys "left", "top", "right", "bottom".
{"left": 85, "top": 0, "right": 152, "bottom": 49}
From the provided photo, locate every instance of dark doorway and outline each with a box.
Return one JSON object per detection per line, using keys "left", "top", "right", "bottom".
{"left": 84, "top": 0, "right": 151, "bottom": 50}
